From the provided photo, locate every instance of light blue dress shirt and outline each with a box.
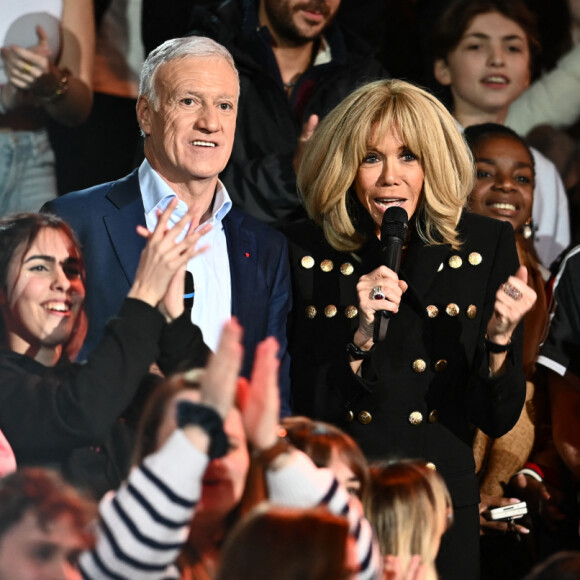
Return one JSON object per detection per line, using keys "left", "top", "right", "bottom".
{"left": 139, "top": 159, "right": 232, "bottom": 352}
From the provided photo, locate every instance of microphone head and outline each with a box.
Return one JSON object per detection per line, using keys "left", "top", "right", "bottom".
{"left": 380, "top": 206, "right": 409, "bottom": 242}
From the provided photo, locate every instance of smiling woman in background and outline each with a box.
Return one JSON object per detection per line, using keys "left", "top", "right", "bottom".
{"left": 0, "top": 206, "right": 209, "bottom": 497}
{"left": 464, "top": 123, "right": 550, "bottom": 579}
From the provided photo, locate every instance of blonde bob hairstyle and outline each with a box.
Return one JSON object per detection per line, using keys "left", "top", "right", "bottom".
{"left": 364, "top": 460, "right": 453, "bottom": 580}
{"left": 297, "top": 79, "right": 474, "bottom": 252}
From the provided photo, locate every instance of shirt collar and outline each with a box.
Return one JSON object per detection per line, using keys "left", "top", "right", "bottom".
{"left": 312, "top": 36, "right": 332, "bottom": 66}
{"left": 139, "top": 159, "right": 232, "bottom": 229}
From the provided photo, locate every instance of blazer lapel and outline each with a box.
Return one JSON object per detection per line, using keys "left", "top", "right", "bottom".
{"left": 223, "top": 210, "right": 257, "bottom": 321}
{"left": 401, "top": 235, "right": 451, "bottom": 311}
{"left": 103, "top": 171, "right": 147, "bottom": 286}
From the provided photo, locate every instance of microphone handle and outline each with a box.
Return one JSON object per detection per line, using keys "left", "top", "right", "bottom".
{"left": 382, "top": 236, "right": 404, "bottom": 274}
{"left": 373, "top": 236, "right": 404, "bottom": 342}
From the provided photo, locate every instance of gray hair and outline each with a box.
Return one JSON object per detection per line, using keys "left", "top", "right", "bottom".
{"left": 139, "top": 36, "right": 240, "bottom": 109}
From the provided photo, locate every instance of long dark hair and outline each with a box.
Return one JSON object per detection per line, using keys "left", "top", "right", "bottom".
{"left": 0, "top": 212, "right": 87, "bottom": 360}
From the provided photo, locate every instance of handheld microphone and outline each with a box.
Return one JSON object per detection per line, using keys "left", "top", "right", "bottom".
{"left": 373, "top": 206, "right": 409, "bottom": 342}
{"left": 184, "top": 271, "right": 195, "bottom": 311}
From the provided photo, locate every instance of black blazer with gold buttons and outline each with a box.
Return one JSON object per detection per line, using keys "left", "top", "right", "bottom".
{"left": 284, "top": 211, "right": 526, "bottom": 508}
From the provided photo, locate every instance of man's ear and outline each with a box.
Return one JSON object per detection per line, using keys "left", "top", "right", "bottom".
{"left": 136, "top": 96, "right": 152, "bottom": 137}
{"left": 434, "top": 59, "right": 452, "bottom": 86}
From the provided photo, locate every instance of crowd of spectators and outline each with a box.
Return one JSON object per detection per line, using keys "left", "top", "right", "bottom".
{"left": 1, "top": 0, "right": 580, "bottom": 578}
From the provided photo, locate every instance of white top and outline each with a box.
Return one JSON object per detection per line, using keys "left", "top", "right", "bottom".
{"left": 530, "top": 147, "right": 571, "bottom": 268}
{"left": 507, "top": 43, "right": 580, "bottom": 135}
{"left": 0, "top": 0, "right": 63, "bottom": 85}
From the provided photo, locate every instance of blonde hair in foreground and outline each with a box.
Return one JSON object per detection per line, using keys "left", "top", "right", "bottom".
{"left": 364, "top": 461, "right": 453, "bottom": 580}
{"left": 297, "top": 79, "right": 474, "bottom": 252}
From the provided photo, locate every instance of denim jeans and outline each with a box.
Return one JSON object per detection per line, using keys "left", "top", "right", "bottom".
{"left": 0, "top": 129, "right": 58, "bottom": 216}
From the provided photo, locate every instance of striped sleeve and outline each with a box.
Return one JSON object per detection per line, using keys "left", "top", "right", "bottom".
{"left": 80, "top": 430, "right": 208, "bottom": 580}
{"left": 266, "top": 450, "right": 381, "bottom": 580}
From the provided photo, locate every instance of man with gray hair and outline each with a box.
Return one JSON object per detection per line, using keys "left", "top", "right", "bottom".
{"left": 43, "top": 36, "right": 292, "bottom": 416}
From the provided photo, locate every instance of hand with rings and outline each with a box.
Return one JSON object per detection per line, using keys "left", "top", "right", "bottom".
{"left": 486, "top": 265, "right": 537, "bottom": 343}
{"left": 355, "top": 266, "right": 408, "bottom": 343}
{"left": 500, "top": 282, "right": 522, "bottom": 302}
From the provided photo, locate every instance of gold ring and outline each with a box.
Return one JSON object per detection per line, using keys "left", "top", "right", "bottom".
{"left": 20, "top": 62, "right": 32, "bottom": 74}
{"left": 501, "top": 282, "right": 522, "bottom": 301}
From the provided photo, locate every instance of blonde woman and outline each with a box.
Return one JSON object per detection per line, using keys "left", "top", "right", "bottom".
{"left": 284, "top": 78, "right": 536, "bottom": 579}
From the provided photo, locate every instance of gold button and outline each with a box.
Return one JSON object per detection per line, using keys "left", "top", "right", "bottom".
{"left": 358, "top": 410, "right": 373, "bottom": 425}
{"left": 305, "top": 305, "right": 317, "bottom": 319}
{"left": 426, "top": 462, "right": 437, "bottom": 471}
{"left": 340, "top": 262, "right": 354, "bottom": 276}
{"left": 324, "top": 305, "right": 337, "bottom": 318}
{"left": 320, "top": 259, "right": 333, "bottom": 272}
{"left": 409, "top": 411, "right": 423, "bottom": 425}
{"left": 438, "top": 262, "right": 444, "bottom": 272}
{"left": 301, "top": 256, "right": 314, "bottom": 269}
{"left": 434, "top": 359, "right": 447, "bottom": 372}
{"left": 468, "top": 252, "right": 482, "bottom": 266}
{"left": 412, "top": 359, "right": 427, "bottom": 373}
{"left": 466, "top": 304, "right": 477, "bottom": 319}
{"left": 446, "top": 303, "right": 460, "bottom": 317}
{"left": 428, "top": 409, "right": 439, "bottom": 423}
{"left": 448, "top": 255, "right": 463, "bottom": 269}
{"left": 426, "top": 305, "right": 439, "bottom": 318}
{"left": 344, "top": 410, "right": 354, "bottom": 423}
{"left": 345, "top": 305, "right": 358, "bottom": 319}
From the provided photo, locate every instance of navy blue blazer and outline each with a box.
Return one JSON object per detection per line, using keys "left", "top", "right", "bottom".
{"left": 43, "top": 170, "right": 292, "bottom": 415}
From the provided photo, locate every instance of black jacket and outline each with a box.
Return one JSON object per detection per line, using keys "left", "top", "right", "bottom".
{"left": 0, "top": 299, "right": 209, "bottom": 498}
{"left": 285, "top": 213, "right": 526, "bottom": 502}
{"left": 284, "top": 212, "right": 527, "bottom": 578}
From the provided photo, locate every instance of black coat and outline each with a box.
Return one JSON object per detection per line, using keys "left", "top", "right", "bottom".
{"left": 284, "top": 212, "right": 527, "bottom": 577}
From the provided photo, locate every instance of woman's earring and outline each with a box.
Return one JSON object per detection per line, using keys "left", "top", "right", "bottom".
{"left": 521, "top": 218, "right": 534, "bottom": 239}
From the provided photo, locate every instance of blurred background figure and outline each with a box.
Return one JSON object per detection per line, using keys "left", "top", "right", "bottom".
{"left": 81, "top": 321, "right": 381, "bottom": 579}
{"left": 523, "top": 551, "right": 580, "bottom": 580}
{"left": 50, "top": 0, "right": 145, "bottom": 194}
{"left": 524, "top": 0, "right": 580, "bottom": 247}
{"left": 281, "top": 416, "right": 369, "bottom": 498}
{"left": 215, "top": 506, "right": 358, "bottom": 580}
{"left": 0, "top": 468, "right": 94, "bottom": 580}
{"left": 0, "top": 0, "right": 94, "bottom": 215}
{"left": 364, "top": 460, "right": 452, "bottom": 580}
